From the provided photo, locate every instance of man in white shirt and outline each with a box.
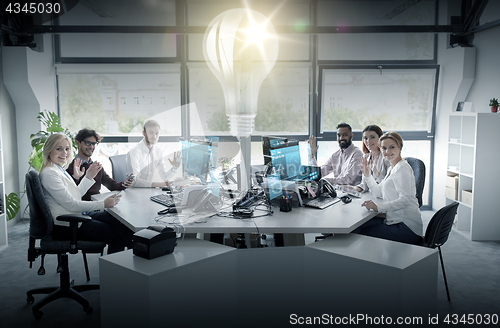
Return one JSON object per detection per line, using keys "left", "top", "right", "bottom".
{"left": 309, "top": 123, "right": 363, "bottom": 186}
{"left": 126, "top": 120, "right": 181, "bottom": 188}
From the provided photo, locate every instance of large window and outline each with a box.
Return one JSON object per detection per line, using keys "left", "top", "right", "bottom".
{"left": 57, "top": 65, "right": 181, "bottom": 136}
{"left": 320, "top": 68, "right": 437, "bottom": 132}
{"left": 188, "top": 64, "right": 310, "bottom": 136}
{"left": 317, "top": 66, "right": 438, "bottom": 208}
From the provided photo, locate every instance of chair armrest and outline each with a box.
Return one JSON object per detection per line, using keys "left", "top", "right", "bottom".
{"left": 56, "top": 214, "right": 92, "bottom": 223}
{"left": 56, "top": 214, "right": 92, "bottom": 254}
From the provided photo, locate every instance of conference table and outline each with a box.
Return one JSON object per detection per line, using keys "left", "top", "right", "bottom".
{"left": 91, "top": 186, "right": 378, "bottom": 237}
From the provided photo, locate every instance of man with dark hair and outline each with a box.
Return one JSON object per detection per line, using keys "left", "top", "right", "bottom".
{"left": 67, "top": 128, "right": 133, "bottom": 201}
{"left": 308, "top": 122, "right": 363, "bottom": 185}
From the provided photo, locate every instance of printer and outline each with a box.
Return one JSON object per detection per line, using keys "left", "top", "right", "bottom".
{"left": 132, "top": 225, "right": 177, "bottom": 259}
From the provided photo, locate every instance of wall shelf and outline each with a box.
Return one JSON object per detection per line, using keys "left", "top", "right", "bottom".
{"left": 446, "top": 113, "right": 500, "bottom": 241}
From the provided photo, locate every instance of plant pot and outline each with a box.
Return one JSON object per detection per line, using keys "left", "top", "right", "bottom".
{"left": 491, "top": 106, "right": 498, "bottom": 113}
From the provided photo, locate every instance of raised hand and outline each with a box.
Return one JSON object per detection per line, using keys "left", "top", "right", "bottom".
{"left": 360, "top": 156, "right": 371, "bottom": 177}
{"left": 168, "top": 151, "right": 182, "bottom": 169}
{"left": 85, "top": 161, "right": 103, "bottom": 180}
{"left": 72, "top": 157, "right": 85, "bottom": 179}
{"left": 308, "top": 135, "right": 318, "bottom": 155}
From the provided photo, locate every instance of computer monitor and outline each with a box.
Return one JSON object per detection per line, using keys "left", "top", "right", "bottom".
{"left": 262, "top": 136, "right": 301, "bottom": 180}
{"left": 262, "top": 136, "right": 320, "bottom": 182}
{"left": 181, "top": 139, "right": 212, "bottom": 181}
{"left": 269, "top": 144, "right": 301, "bottom": 180}
{"left": 262, "top": 136, "right": 288, "bottom": 166}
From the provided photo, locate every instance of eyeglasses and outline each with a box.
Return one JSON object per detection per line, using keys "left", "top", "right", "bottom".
{"left": 82, "top": 141, "right": 98, "bottom": 147}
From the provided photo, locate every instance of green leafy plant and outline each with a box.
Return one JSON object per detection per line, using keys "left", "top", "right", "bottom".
{"left": 6, "top": 192, "right": 20, "bottom": 221}
{"left": 218, "top": 156, "right": 234, "bottom": 170}
{"left": 28, "top": 110, "right": 77, "bottom": 171}
{"left": 489, "top": 98, "right": 499, "bottom": 107}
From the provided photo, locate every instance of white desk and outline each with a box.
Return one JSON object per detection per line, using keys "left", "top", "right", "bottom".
{"left": 92, "top": 187, "right": 377, "bottom": 235}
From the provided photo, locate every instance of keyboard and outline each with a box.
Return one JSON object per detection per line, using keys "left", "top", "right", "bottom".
{"left": 150, "top": 194, "right": 176, "bottom": 207}
{"left": 303, "top": 195, "right": 341, "bottom": 209}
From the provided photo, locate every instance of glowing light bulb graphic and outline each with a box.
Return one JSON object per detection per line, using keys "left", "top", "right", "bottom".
{"left": 203, "top": 8, "right": 279, "bottom": 137}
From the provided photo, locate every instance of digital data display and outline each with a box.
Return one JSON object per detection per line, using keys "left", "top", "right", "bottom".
{"left": 181, "top": 140, "right": 211, "bottom": 178}
{"left": 270, "top": 145, "right": 301, "bottom": 180}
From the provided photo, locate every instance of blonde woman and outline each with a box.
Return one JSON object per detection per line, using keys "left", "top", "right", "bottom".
{"left": 39, "top": 133, "right": 133, "bottom": 253}
{"left": 354, "top": 132, "right": 422, "bottom": 244}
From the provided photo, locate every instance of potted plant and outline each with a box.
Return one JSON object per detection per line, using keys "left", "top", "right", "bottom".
{"left": 218, "top": 156, "right": 234, "bottom": 171}
{"left": 489, "top": 98, "right": 499, "bottom": 113}
{"left": 5, "top": 192, "right": 20, "bottom": 223}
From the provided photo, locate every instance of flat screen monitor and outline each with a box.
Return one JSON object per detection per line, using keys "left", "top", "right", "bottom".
{"left": 262, "top": 136, "right": 288, "bottom": 166}
{"left": 262, "top": 136, "right": 320, "bottom": 182}
{"left": 181, "top": 139, "right": 211, "bottom": 180}
{"left": 269, "top": 144, "right": 302, "bottom": 181}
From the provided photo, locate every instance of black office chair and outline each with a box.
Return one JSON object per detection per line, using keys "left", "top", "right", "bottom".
{"left": 405, "top": 157, "right": 425, "bottom": 208}
{"left": 109, "top": 154, "right": 127, "bottom": 182}
{"left": 25, "top": 170, "right": 105, "bottom": 319}
{"left": 418, "top": 202, "right": 459, "bottom": 301}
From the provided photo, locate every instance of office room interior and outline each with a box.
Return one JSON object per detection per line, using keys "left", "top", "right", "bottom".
{"left": 1, "top": 0, "right": 500, "bottom": 327}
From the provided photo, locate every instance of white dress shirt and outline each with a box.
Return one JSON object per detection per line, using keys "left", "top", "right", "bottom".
{"left": 126, "top": 138, "right": 175, "bottom": 188}
{"left": 310, "top": 143, "right": 364, "bottom": 185}
{"left": 39, "top": 164, "right": 105, "bottom": 227}
{"left": 363, "top": 159, "right": 423, "bottom": 237}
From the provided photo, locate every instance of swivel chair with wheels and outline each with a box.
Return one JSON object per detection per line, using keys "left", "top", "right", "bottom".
{"left": 25, "top": 170, "right": 106, "bottom": 319}
{"left": 109, "top": 154, "right": 127, "bottom": 182}
{"left": 418, "top": 202, "right": 459, "bottom": 301}
{"left": 404, "top": 157, "right": 426, "bottom": 208}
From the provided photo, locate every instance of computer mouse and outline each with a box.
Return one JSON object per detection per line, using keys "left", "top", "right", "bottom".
{"left": 340, "top": 196, "right": 352, "bottom": 204}
{"left": 162, "top": 186, "right": 171, "bottom": 192}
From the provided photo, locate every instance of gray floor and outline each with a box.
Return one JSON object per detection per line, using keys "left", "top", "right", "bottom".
{"left": 1, "top": 211, "right": 499, "bottom": 328}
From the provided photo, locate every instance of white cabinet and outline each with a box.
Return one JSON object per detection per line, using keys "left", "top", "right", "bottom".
{"left": 0, "top": 114, "right": 8, "bottom": 251}
{"left": 446, "top": 113, "right": 500, "bottom": 241}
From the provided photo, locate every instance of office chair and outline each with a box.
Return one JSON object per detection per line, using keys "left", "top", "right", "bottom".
{"left": 25, "top": 170, "right": 105, "bottom": 319}
{"left": 418, "top": 202, "right": 459, "bottom": 301}
{"left": 405, "top": 157, "right": 425, "bottom": 207}
{"left": 109, "top": 154, "right": 127, "bottom": 182}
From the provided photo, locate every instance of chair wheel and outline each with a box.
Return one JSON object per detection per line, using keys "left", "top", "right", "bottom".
{"left": 27, "top": 295, "right": 34, "bottom": 304}
{"left": 85, "top": 306, "right": 93, "bottom": 315}
{"left": 33, "top": 310, "right": 43, "bottom": 319}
